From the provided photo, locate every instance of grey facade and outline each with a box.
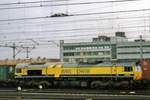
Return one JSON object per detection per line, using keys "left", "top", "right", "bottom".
{"left": 117, "top": 41, "right": 150, "bottom": 60}
{"left": 62, "top": 41, "right": 113, "bottom": 62}
{"left": 60, "top": 32, "right": 150, "bottom": 63}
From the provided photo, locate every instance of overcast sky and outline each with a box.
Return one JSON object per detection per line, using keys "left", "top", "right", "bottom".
{"left": 0, "top": 0, "right": 150, "bottom": 60}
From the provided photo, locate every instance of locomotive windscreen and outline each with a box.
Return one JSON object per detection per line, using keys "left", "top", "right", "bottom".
{"left": 27, "top": 70, "right": 42, "bottom": 76}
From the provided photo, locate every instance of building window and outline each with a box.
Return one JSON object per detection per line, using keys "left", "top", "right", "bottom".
{"left": 98, "top": 52, "right": 103, "bottom": 55}
{"left": 64, "top": 58, "right": 69, "bottom": 62}
{"left": 75, "top": 52, "right": 80, "bottom": 56}
{"left": 63, "top": 53, "right": 67, "bottom": 56}
{"left": 124, "top": 67, "right": 133, "bottom": 72}
{"left": 76, "top": 47, "right": 80, "bottom": 50}
{"left": 64, "top": 47, "right": 75, "bottom": 50}
{"left": 63, "top": 53, "right": 74, "bottom": 56}
{"left": 104, "top": 51, "right": 110, "bottom": 55}
{"left": 92, "top": 52, "right": 98, "bottom": 55}
{"left": 98, "top": 46, "right": 103, "bottom": 49}
{"left": 64, "top": 47, "right": 67, "bottom": 50}
{"left": 104, "top": 46, "right": 110, "bottom": 49}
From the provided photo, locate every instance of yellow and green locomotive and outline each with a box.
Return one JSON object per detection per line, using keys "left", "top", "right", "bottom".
{"left": 15, "top": 62, "right": 142, "bottom": 88}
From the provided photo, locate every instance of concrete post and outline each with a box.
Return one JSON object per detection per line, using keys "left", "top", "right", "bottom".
{"left": 60, "top": 40, "right": 64, "bottom": 62}
{"left": 140, "top": 35, "right": 143, "bottom": 59}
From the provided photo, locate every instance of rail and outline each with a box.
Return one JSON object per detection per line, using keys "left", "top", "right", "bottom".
{"left": 0, "top": 89, "right": 150, "bottom": 100}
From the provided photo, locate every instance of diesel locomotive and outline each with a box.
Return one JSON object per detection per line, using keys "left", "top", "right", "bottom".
{"left": 15, "top": 61, "right": 144, "bottom": 88}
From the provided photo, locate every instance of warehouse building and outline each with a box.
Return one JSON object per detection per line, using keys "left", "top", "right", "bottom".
{"left": 60, "top": 32, "right": 150, "bottom": 63}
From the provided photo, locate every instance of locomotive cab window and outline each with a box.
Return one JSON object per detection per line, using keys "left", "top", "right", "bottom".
{"left": 124, "top": 66, "right": 133, "bottom": 72}
{"left": 16, "top": 68, "right": 22, "bottom": 73}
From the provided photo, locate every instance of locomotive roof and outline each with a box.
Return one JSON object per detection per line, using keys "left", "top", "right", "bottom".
{"left": 62, "top": 62, "right": 136, "bottom": 67}
{"left": 16, "top": 62, "right": 136, "bottom": 68}
{"left": 16, "top": 63, "right": 48, "bottom": 68}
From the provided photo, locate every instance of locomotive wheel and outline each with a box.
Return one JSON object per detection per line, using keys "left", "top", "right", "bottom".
{"left": 39, "top": 81, "right": 51, "bottom": 88}
{"left": 60, "top": 81, "right": 70, "bottom": 88}
{"left": 0, "top": 82, "right": 7, "bottom": 87}
{"left": 70, "top": 81, "right": 80, "bottom": 88}
{"left": 80, "top": 81, "right": 88, "bottom": 88}
{"left": 120, "top": 81, "right": 129, "bottom": 89}
{"left": 17, "top": 80, "right": 25, "bottom": 87}
{"left": 113, "top": 82, "right": 121, "bottom": 88}
{"left": 99, "top": 81, "right": 109, "bottom": 88}
{"left": 90, "top": 81, "right": 101, "bottom": 89}
{"left": 26, "top": 81, "right": 38, "bottom": 87}
{"left": 91, "top": 81, "right": 111, "bottom": 89}
{"left": 26, "top": 81, "right": 34, "bottom": 87}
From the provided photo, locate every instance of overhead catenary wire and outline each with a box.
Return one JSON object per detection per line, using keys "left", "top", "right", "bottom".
{"left": 0, "top": 0, "right": 142, "bottom": 25}
{"left": 1, "top": 24, "right": 150, "bottom": 40}
{"left": 2, "top": 31, "right": 150, "bottom": 48}
{"left": 2, "top": 30, "right": 150, "bottom": 40}
{"left": 0, "top": 15, "right": 149, "bottom": 29}
{"left": 0, "top": 19, "right": 149, "bottom": 32}
{"left": 0, "top": 8, "right": 150, "bottom": 22}
{"left": 74, "top": 8, "right": 150, "bottom": 16}
{"left": 0, "top": 0, "right": 139, "bottom": 10}
{"left": 0, "top": 28, "right": 150, "bottom": 48}
{"left": 0, "top": 0, "right": 70, "bottom": 6}
{"left": 1, "top": 25, "right": 150, "bottom": 35}
{"left": 1, "top": 30, "right": 150, "bottom": 43}
{"left": 0, "top": 2, "right": 146, "bottom": 37}
{"left": 0, "top": 14, "right": 149, "bottom": 28}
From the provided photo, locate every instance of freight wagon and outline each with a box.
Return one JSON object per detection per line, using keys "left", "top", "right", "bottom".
{"left": 0, "top": 65, "right": 16, "bottom": 87}
{"left": 140, "top": 59, "right": 150, "bottom": 82}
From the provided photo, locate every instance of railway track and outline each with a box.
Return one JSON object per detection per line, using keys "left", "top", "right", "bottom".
{"left": 0, "top": 88, "right": 150, "bottom": 100}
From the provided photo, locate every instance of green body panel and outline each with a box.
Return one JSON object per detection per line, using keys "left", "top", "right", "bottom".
{"left": 0, "top": 66, "right": 15, "bottom": 80}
